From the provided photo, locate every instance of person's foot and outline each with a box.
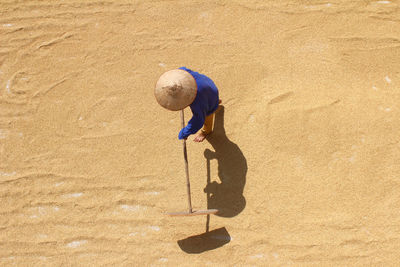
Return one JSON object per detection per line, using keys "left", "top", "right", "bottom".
{"left": 194, "top": 131, "right": 208, "bottom": 142}
{"left": 216, "top": 99, "right": 222, "bottom": 112}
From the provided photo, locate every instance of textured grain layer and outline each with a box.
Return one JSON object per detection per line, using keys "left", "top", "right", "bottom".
{"left": 1, "top": 0, "right": 400, "bottom": 266}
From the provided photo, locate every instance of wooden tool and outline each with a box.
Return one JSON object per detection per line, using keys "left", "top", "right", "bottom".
{"left": 167, "top": 110, "right": 218, "bottom": 217}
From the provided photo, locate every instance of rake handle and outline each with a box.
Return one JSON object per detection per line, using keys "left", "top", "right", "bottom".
{"left": 181, "top": 110, "right": 193, "bottom": 213}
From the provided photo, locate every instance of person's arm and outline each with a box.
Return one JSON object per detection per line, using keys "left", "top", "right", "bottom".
{"left": 178, "top": 112, "right": 205, "bottom": 140}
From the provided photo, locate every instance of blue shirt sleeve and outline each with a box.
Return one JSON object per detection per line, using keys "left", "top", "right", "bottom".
{"left": 178, "top": 111, "right": 205, "bottom": 140}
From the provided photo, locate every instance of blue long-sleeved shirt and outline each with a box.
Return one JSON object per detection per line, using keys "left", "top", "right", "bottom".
{"left": 178, "top": 67, "right": 219, "bottom": 139}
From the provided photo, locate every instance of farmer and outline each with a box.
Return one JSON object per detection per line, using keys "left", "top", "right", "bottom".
{"left": 155, "top": 67, "right": 220, "bottom": 142}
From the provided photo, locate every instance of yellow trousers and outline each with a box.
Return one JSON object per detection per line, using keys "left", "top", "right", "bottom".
{"left": 201, "top": 112, "right": 215, "bottom": 134}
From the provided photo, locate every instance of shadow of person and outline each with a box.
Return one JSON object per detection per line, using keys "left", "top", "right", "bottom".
{"left": 204, "top": 105, "right": 247, "bottom": 217}
{"left": 177, "top": 106, "right": 244, "bottom": 254}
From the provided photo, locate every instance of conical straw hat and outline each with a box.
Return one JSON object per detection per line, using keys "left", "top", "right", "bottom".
{"left": 155, "top": 69, "right": 197, "bottom": 111}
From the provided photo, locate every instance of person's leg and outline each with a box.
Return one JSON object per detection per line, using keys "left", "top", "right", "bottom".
{"left": 202, "top": 113, "right": 215, "bottom": 134}
{"left": 194, "top": 99, "right": 221, "bottom": 142}
{"left": 194, "top": 113, "right": 215, "bottom": 142}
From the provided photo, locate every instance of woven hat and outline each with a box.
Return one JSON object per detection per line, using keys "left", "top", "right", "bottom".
{"left": 155, "top": 69, "right": 197, "bottom": 111}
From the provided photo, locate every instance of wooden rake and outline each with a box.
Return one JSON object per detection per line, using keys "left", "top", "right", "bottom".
{"left": 167, "top": 110, "right": 218, "bottom": 217}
